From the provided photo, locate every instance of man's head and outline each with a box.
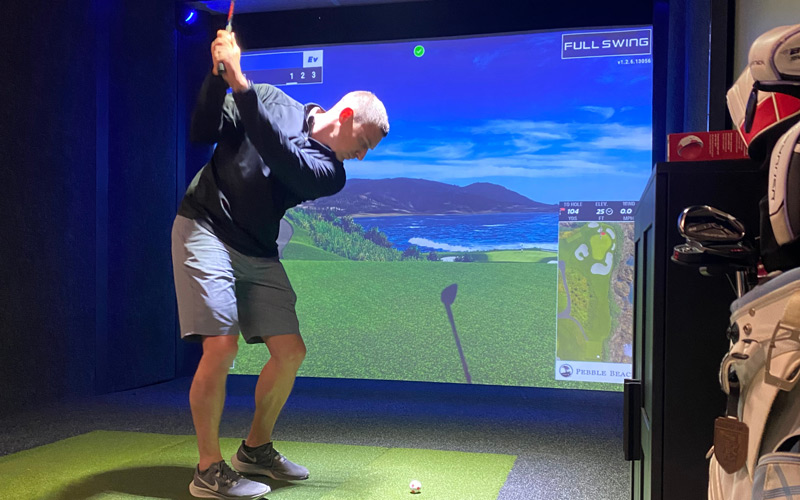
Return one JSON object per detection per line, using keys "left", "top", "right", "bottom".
{"left": 312, "top": 91, "right": 389, "bottom": 162}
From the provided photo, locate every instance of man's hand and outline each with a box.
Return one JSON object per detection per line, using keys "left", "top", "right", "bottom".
{"left": 211, "top": 30, "right": 249, "bottom": 92}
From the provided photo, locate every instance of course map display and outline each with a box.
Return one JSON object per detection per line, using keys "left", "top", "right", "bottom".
{"left": 555, "top": 201, "right": 636, "bottom": 384}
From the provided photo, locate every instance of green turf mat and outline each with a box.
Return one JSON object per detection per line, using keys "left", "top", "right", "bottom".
{"left": 0, "top": 431, "right": 515, "bottom": 500}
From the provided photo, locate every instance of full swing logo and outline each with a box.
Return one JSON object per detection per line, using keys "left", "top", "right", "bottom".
{"left": 562, "top": 28, "right": 652, "bottom": 59}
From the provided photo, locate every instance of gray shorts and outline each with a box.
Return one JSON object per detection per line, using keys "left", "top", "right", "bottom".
{"left": 171, "top": 215, "right": 300, "bottom": 344}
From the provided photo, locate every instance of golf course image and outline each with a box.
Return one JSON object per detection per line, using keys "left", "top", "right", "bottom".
{"left": 231, "top": 208, "right": 621, "bottom": 391}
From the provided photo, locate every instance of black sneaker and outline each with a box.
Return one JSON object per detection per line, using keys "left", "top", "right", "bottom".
{"left": 189, "top": 460, "right": 270, "bottom": 499}
{"left": 231, "top": 440, "right": 310, "bottom": 481}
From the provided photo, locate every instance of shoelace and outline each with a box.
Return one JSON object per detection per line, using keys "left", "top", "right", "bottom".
{"left": 215, "top": 462, "right": 242, "bottom": 486}
{"left": 265, "top": 448, "right": 286, "bottom": 464}
{"left": 247, "top": 443, "right": 285, "bottom": 465}
{"left": 258, "top": 445, "right": 282, "bottom": 463}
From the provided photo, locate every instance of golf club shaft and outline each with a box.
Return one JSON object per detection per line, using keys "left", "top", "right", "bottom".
{"left": 218, "top": 1, "right": 235, "bottom": 74}
{"left": 445, "top": 306, "right": 472, "bottom": 384}
{"left": 735, "top": 270, "right": 748, "bottom": 298}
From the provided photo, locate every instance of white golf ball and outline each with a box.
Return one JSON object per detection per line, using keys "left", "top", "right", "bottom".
{"left": 409, "top": 480, "right": 422, "bottom": 493}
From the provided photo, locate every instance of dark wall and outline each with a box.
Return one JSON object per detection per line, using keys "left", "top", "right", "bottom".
{"left": 0, "top": 0, "right": 179, "bottom": 413}
{"left": 100, "top": 1, "right": 178, "bottom": 393}
{"left": 654, "top": 0, "right": 737, "bottom": 162}
{"left": 0, "top": 1, "right": 98, "bottom": 412}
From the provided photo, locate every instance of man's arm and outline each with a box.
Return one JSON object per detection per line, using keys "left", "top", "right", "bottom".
{"left": 188, "top": 73, "right": 232, "bottom": 144}
{"left": 190, "top": 30, "right": 246, "bottom": 144}
{"left": 212, "top": 29, "right": 344, "bottom": 200}
{"left": 233, "top": 88, "right": 346, "bottom": 200}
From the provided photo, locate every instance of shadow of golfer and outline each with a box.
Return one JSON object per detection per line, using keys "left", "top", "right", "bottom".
{"left": 48, "top": 465, "right": 281, "bottom": 500}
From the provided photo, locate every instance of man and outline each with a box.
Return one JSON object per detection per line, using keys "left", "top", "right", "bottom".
{"left": 172, "top": 30, "right": 389, "bottom": 499}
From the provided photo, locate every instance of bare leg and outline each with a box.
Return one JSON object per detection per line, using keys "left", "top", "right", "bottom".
{"left": 246, "top": 334, "right": 306, "bottom": 447}
{"left": 190, "top": 335, "right": 240, "bottom": 470}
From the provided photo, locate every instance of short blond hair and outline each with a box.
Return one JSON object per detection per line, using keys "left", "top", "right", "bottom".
{"left": 338, "top": 91, "right": 389, "bottom": 136}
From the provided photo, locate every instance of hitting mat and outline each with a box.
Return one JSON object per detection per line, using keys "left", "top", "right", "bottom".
{"left": 0, "top": 431, "right": 516, "bottom": 499}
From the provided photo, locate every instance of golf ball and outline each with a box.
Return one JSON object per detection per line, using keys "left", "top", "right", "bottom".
{"left": 409, "top": 480, "right": 422, "bottom": 493}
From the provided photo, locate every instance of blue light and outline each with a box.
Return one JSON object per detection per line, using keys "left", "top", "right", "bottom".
{"left": 184, "top": 10, "right": 196, "bottom": 24}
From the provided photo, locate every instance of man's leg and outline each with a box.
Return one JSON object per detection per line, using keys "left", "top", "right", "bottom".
{"left": 173, "top": 217, "right": 270, "bottom": 497}
{"left": 246, "top": 333, "right": 306, "bottom": 446}
{"left": 228, "top": 258, "right": 308, "bottom": 480}
{"left": 190, "top": 335, "right": 240, "bottom": 471}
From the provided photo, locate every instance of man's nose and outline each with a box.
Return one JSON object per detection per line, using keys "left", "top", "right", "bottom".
{"left": 357, "top": 149, "right": 367, "bottom": 161}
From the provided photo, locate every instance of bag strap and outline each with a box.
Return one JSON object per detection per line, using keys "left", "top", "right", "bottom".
{"left": 764, "top": 291, "right": 800, "bottom": 391}
{"left": 727, "top": 373, "right": 740, "bottom": 417}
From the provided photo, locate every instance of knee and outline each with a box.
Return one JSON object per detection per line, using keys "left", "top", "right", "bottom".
{"left": 201, "top": 335, "right": 239, "bottom": 367}
{"left": 280, "top": 341, "right": 306, "bottom": 368}
{"left": 268, "top": 335, "right": 306, "bottom": 369}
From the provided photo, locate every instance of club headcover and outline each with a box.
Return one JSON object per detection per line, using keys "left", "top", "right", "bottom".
{"left": 749, "top": 24, "right": 800, "bottom": 82}
{"left": 768, "top": 119, "right": 800, "bottom": 246}
{"left": 727, "top": 24, "right": 800, "bottom": 162}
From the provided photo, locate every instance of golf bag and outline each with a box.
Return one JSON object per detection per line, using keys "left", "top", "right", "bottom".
{"left": 708, "top": 267, "right": 800, "bottom": 500}
{"left": 706, "top": 23, "right": 800, "bottom": 500}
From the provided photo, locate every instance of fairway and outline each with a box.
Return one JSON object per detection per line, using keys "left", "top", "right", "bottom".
{"left": 232, "top": 259, "right": 618, "bottom": 391}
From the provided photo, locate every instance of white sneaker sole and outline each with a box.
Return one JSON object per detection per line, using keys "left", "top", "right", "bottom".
{"left": 188, "top": 480, "right": 269, "bottom": 499}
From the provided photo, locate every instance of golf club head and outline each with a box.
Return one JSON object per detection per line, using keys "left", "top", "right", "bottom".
{"left": 440, "top": 284, "right": 457, "bottom": 306}
{"left": 672, "top": 241, "right": 758, "bottom": 297}
{"left": 672, "top": 242, "right": 716, "bottom": 266}
{"left": 677, "top": 205, "right": 747, "bottom": 244}
{"left": 671, "top": 240, "right": 757, "bottom": 269}
{"left": 702, "top": 241, "right": 757, "bottom": 261}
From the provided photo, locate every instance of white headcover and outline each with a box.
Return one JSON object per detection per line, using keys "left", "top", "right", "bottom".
{"left": 727, "top": 67, "right": 800, "bottom": 159}
{"left": 768, "top": 119, "right": 800, "bottom": 245}
{"left": 749, "top": 24, "right": 800, "bottom": 82}
{"left": 727, "top": 24, "right": 800, "bottom": 161}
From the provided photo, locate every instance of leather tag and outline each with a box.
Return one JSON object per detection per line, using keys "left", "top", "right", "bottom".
{"left": 714, "top": 417, "right": 749, "bottom": 474}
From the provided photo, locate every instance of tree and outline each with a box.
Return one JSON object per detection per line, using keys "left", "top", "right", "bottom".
{"left": 364, "top": 227, "right": 393, "bottom": 248}
{"left": 402, "top": 245, "right": 421, "bottom": 260}
{"left": 426, "top": 251, "right": 440, "bottom": 261}
{"left": 339, "top": 215, "right": 363, "bottom": 234}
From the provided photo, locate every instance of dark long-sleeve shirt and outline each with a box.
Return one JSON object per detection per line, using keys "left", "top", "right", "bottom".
{"left": 178, "top": 73, "right": 346, "bottom": 258}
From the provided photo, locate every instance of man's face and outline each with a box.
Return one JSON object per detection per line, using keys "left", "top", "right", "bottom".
{"left": 335, "top": 113, "right": 384, "bottom": 162}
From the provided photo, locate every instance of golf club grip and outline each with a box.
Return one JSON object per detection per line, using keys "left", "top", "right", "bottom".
{"left": 219, "top": 17, "right": 233, "bottom": 75}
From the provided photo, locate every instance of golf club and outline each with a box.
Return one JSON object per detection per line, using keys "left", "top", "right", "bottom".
{"left": 440, "top": 283, "right": 471, "bottom": 384}
{"left": 677, "top": 205, "right": 746, "bottom": 244}
{"left": 218, "top": 0, "right": 235, "bottom": 75}
{"left": 673, "top": 205, "right": 758, "bottom": 297}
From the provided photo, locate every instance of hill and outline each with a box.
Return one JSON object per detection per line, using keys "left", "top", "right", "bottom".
{"left": 302, "top": 178, "right": 556, "bottom": 215}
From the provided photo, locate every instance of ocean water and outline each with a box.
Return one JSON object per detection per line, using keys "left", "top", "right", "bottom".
{"left": 353, "top": 212, "right": 559, "bottom": 252}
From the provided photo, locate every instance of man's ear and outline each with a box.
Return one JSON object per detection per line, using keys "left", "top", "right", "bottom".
{"left": 339, "top": 107, "right": 354, "bottom": 123}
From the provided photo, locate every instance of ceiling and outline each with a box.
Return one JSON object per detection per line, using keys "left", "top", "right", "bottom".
{"left": 186, "top": 0, "right": 430, "bottom": 15}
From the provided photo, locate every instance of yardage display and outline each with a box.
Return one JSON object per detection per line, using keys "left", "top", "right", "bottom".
{"left": 241, "top": 50, "right": 323, "bottom": 86}
{"left": 554, "top": 201, "right": 637, "bottom": 384}
{"left": 558, "top": 201, "right": 637, "bottom": 222}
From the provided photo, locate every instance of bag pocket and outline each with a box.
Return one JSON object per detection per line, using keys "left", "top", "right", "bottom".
{"left": 752, "top": 436, "right": 800, "bottom": 500}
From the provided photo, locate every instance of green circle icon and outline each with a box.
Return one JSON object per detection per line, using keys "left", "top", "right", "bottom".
{"left": 413, "top": 45, "right": 425, "bottom": 57}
